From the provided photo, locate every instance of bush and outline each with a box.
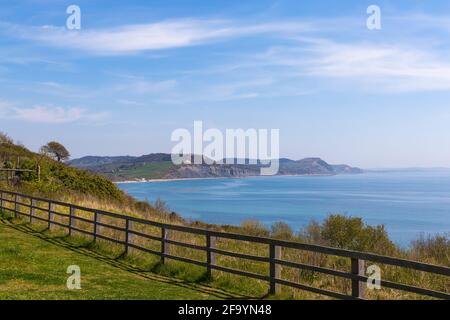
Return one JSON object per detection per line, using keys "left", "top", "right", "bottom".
{"left": 299, "top": 221, "right": 324, "bottom": 244}
{"left": 240, "top": 220, "right": 270, "bottom": 237}
{"left": 318, "top": 215, "right": 396, "bottom": 254}
{"left": 410, "top": 234, "right": 450, "bottom": 266}
{"left": 134, "top": 200, "right": 153, "bottom": 212}
{"left": 271, "top": 222, "right": 294, "bottom": 240}
{"left": 154, "top": 198, "right": 169, "bottom": 213}
{"left": 16, "top": 158, "right": 37, "bottom": 182}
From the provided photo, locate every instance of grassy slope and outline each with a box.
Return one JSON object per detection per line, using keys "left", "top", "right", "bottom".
{"left": 0, "top": 142, "right": 126, "bottom": 201}
{"left": 0, "top": 220, "right": 220, "bottom": 300}
{"left": 109, "top": 161, "right": 174, "bottom": 180}
{"left": 0, "top": 142, "right": 174, "bottom": 223}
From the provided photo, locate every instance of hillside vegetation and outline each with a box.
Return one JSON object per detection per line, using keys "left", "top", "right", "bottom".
{"left": 0, "top": 135, "right": 170, "bottom": 222}
{"left": 0, "top": 141, "right": 124, "bottom": 201}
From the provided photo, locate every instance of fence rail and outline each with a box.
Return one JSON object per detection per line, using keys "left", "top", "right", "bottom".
{"left": 0, "top": 189, "right": 449, "bottom": 300}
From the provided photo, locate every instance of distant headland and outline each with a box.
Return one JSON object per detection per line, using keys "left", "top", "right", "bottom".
{"left": 68, "top": 154, "right": 363, "bottom": 182}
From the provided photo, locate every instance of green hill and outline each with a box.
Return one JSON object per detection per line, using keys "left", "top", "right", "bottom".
{"left": 0, "top": 136, "right": 184, "bottom": 227}
{"left": 0, "top": 140, "right": 126, "bottom": 201}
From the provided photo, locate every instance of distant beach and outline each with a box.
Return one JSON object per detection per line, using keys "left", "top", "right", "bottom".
{"left": 114, "top": 173, "right": 337, "bottom": 184}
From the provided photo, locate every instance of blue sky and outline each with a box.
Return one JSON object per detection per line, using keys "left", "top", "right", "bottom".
{"left": 1, "top": 0, "right": 450, "bottom": 168}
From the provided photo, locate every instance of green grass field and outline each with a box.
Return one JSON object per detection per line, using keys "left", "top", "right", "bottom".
{"left": 0, "top": 219, "right": 235, "bottom": 300}
{"left": 109, "top": 162, "right": 175, "bottom": 180}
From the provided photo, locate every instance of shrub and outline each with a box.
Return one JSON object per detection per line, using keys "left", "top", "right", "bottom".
{"left": 319, "top": 215, "right": 396, "bottom": 254}
{"left": 271, "top": 222, "right": 294, "bottom": 240}
{"left": 240, "top": 220, "right": 270, "bottom": 237}
{"left": 299, "top": 221, "right": 323, "bottom": 244}
{"left": 16, "top": 158, "right": 37, "bottom": 182}
{"left": 154, "top": 198, "right": 169, "bottom": 213}
{"left": 410, "top": 233, "right": 450, "bottom": 266}
{"left": 134, "top": 200, "right": 153, "bottom": 212}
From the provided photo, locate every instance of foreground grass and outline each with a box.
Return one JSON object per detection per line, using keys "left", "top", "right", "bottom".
{"left": 0, "top": 219, "right": 235, "bottom": 300}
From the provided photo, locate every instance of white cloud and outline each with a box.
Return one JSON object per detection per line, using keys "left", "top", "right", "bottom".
{"left": 3, "top": 14, "right": 450, "bottom": 96}
{"left": 308, "top": 42, "right": 450, "bottom": 92}
{"left": 3, "top": 19, "right": 312, "bottom": 55}
{"left": 243, "top": 37, "right": 450, "bottom": 93}
{"left": 0, "top": 101, "right": 108, "bottom": 124}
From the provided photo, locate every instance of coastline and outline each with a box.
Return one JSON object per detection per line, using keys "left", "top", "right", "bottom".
{"left": 113, "top": 173, "right": 341, "bottom": 184}
{"left": 114, "top": 177, "right": 226, "bottom": 184}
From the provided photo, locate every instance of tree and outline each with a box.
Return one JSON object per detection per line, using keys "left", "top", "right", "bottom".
{"left": 40, "top": 141, "right": 70, "bottom": 162}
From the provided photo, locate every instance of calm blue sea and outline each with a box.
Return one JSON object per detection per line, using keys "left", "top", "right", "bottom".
{"left": 118, "top": 171, "right": 450, "bottom": 246}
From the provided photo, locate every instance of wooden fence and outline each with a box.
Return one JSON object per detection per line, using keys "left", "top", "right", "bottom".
{"left": 0, "top": 189, "right": 449, "bottom": 300}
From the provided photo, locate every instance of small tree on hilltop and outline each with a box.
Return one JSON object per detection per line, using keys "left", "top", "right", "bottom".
{"left": 40, "top": 141, "right": 70, "bottom": 162}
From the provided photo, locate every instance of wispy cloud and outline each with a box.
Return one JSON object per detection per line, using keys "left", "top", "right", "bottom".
{"left": 2, "top": 13, "right": 450, "bottom": 100}
{"left": 2, "top": 19, "right": 312, "bottom": 55}
{"left": 0, "top": 101, "right": 108, "bottom": 124}
{"left": 309, "top": 42, "right": 450, "bottom": 92}
{"left": 228, "top": 35, "right": 450, "bottom": 93}
{"left": 116, "top": 99, "right": 145, "bottom": 107}
{"left": 119, "top": 79, "right": 178, "bottom": 94}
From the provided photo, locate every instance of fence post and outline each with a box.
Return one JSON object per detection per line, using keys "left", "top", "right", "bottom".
{"left": 269, "top": 244, "right": 282, "bottom": 295}
{"left": 69, "top": 206, "right": 75, "bottom": 236}
{"left": 93, "top": 211, "right": 98, "bottom": 242}
{"left": 128, "top": 220, "right": 136, "bottom": 254}
{"left": 48, "top": 202, "right": 55, "bottom": 230}
{"left": 124, "top": 219, "right": 130, "bottom": 255}
{"left": 351, "top": 258, "right": 366, "bottom": 299}
{"left": 161, "top": 227, "right": 171, "bottom": 264}
{"left": 206, "top": 235, "right": 216, "bottom": 279}
{"left": 14, "top": 194, "right": 19, "bottom": 218}
{"left": 30, "top": 198, "right": 36, "bottom": 223}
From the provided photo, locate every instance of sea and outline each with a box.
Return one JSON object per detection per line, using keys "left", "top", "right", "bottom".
{"left": 118, "top": 171, "right": 450, "bottom": 247}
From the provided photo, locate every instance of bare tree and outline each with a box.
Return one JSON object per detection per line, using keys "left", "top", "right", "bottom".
{"left": 40, "top": 141, "right": 70, "bottom": 162}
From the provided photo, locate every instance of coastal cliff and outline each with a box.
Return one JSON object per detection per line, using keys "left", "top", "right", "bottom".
{"left": 69, "top": 154, "right": 362, "bottom": 182}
